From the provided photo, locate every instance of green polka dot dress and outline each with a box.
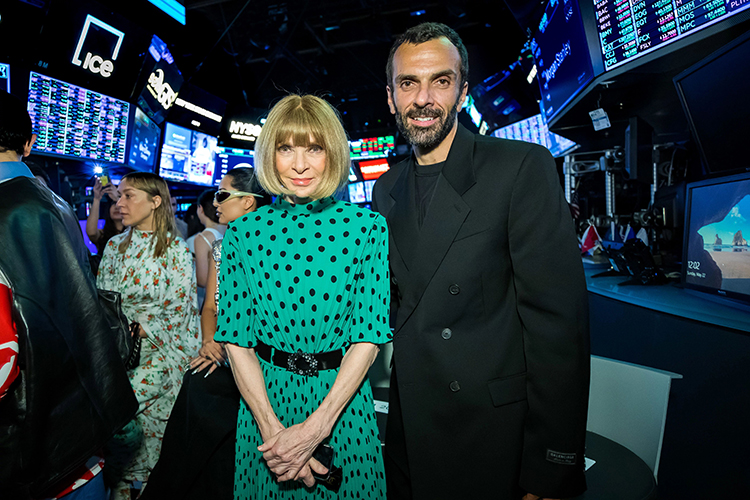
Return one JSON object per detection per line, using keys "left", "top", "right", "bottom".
{"left": 215, "top": 196, "right": 391, "bottom": 499}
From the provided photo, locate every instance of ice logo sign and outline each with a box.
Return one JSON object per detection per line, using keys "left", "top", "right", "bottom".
{"left": 71, "top": 15, "right": 125, "bottom": 78}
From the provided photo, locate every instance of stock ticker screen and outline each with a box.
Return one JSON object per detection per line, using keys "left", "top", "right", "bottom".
{"left": 27, "top": 72, "right": 129, "bottom": 163}
{"left": 349, "top": 136, "right": 395, "bottom": 160}
{"left": 595, "top": 0, "right": 750, "bottom": 71}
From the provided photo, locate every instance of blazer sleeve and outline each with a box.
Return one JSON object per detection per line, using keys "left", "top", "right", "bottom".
{"left": 507, "top": 145, "right": 590, "bottom": 498}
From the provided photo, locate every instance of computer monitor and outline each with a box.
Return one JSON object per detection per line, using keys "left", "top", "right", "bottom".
{"left": 357, "top": 158, "right": 390, "bottom": 181}
{"left": 347, "top": 180, "right": 376, "bottom": 204}
{"left": 158, "top": 122, "right": 217, "bottom": 186}
{"left": 682, "top": 172, "right": 750, "bottom": 303}
{"left": 27, "top": 72, "right": 129, "bottom": 163}
{"left": 674, "top": 30, "right": 750, "bottom": 174}
{"left": 127, "top": 107, "right": 161, "bottom": 172}
{"left": 349, "top": 136, "right": 395, "bottom": 160}
{"left": 490, "top": 114, "right": 578, "bottom": 158}
{"left": 214, "top": 147, "right": 254, "bottom": 186}
{"left": 596, "top": 0, "right": 750, "bottom": 72}
{"left": 532, "top": 0, "right": 597, "bottom": 123}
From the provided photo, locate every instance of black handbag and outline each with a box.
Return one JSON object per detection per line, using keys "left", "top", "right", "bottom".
{"left": 97, "top": 288, "right": 141, "bottom": 369}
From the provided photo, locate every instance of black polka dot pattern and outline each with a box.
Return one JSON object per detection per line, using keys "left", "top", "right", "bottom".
{"left": 215, "top": 196, "right": 390, "bottom": 499}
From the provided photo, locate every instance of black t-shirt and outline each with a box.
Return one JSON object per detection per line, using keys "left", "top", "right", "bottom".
{"left": 414, "top": 161, "right": 445, "bottom": 227}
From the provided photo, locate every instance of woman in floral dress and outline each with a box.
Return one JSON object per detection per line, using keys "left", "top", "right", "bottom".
{"left": 97, "top": 172, "right": 200, "bottom": 499}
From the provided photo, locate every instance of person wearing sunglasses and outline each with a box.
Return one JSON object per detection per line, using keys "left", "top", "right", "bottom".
{"left": 141, "top": 167, "right": 271, "bottom": 500}
{"left": 214, "top": 94, "right": 391, "bottom": 499}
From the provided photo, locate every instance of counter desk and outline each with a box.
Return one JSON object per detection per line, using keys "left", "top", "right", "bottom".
{"left": 585, "top": 267, "right": 750, "bottom": 498}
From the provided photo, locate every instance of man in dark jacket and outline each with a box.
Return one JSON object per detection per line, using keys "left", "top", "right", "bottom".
{"left": 372, "top": 23, "right": 590, "bottom": 500}
{"left": 0, "top": 91, "right": 138, "bottom": 499}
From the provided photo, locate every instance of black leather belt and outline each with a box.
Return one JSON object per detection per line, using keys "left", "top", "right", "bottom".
{"left": 254, "top": 341, "right": 344, "bottom": 377}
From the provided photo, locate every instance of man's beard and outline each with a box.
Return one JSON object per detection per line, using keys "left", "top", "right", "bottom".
{"left": 394, "top": 97, "right": 460, "bottom": 151}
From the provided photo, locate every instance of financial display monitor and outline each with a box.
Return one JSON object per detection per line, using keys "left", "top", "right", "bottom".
{"left": 0, "top": 63, "right": 9, "bottom": 93}
{"left": 27, "top": 72, "right": 129, "bottom": 163}
{"left": 490, "top": 114, "right": 578, "bottom": 158}
{"left": 159, "top": 122, "right": 217, "bottom": 186}
{"left": 127, "top": 107, "right": 161, "bottom": 172}
{"left": 532, "top": 0, "right": 598, "bottom": 123}
{"left": 674, "top": 30, "right": 750, "bottom": 174}
{"left": 214, "top": 147, "right": 255, "bottom": 186}
{"left": 595, "top": 0, "right": 750, "bottom": 72}
{"left": 682, "top": 172, "right": 750, "bottom": 304}
{"left": 349, "top": 136, "right": 395, "bottom": 160}
{"left": 348, "top": 180, "right": 376, "bottom": 204}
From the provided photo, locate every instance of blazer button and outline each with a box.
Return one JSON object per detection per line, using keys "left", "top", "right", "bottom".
{"left": 449, "top": 284, "right": 460, "bottom": 295}
{"left": 449, "top": 381, "right": 461, "bottom": 392}
{"left": 441, "top": 328, "right": 452, "bottom": 340}
{"left": 391, "top": 276, "right": 398, "bottom": 286}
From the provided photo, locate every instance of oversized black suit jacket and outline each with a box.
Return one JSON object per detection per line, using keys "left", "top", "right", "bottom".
{"left": 372, "top": 124, "right": 590, "bottom": 499}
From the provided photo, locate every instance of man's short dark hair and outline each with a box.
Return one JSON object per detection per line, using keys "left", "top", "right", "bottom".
{"left": 0, "top": 91, "right": 33, "bottom": 157}
{"left": 386, "top": 22, "right": 469, "bottom": 89}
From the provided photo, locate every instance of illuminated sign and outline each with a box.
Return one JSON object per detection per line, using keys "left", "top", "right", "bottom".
{"left": 175, "top": 97, "right": 222, "bottom": 123}
{"left": 147, "top": 69, "right": 179, "bottom": 110}
{"left": 228, "top": 120, "right": 263, "bottom": 142}
{"left": 358, "top": 158, "right": 390, "bottom": 181}
{"left": 71, "top": 15, "right": 124, "bottom": 78}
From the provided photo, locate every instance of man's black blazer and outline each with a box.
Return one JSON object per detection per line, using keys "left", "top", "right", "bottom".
{"left": 372, "top": 124, "right": 590, "bottom": 499}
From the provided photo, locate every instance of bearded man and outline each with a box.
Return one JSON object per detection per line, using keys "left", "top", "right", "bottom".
{"left": 371, "top": 23, "right": 590, "bottom": 500}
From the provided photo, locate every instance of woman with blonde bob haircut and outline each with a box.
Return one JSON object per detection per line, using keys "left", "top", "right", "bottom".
{"left": 215, "top": 94, "right": 391, "bottom": 499}
{"left": 254, "top": 94, "right": 350, "bottom": 199}
{"left": 98, "top": 172, "right": 200, "bottom": 499}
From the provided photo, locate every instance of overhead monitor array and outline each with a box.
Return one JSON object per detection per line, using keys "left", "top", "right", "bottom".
{"left": 531, "top": 0, "right": 750, "bottom": 124}
{"left": 596, "top": 0, "right": 750, "bottom": 71}
{"left": 27, "top": 71, "right": 129, "bottom": 163}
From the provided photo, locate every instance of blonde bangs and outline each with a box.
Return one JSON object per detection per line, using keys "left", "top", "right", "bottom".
{"left": 255, "top": 94, "right": 351, "bottom": 200}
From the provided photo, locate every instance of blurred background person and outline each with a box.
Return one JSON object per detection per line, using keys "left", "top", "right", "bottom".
{"left": 87, "top": 176, "right": 126, "bottom": 256}
{"left": 142, "top": 167, "right": 270, "bottom": 500}
{"left": 97, "top": 172, "right": 200, "bottom": 500}
{"left": 188, "top": 188, "right": 225, "bottom": 308}
{"left": 171, "top": 195, "right": 189, "bottom": 239}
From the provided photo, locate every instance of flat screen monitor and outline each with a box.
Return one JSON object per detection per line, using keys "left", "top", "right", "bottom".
{"left": 0, "top": 63, "right": 9, "bottom": 93}
{"left": 159, "top": 122, "right": 217, "bottom": 186}
{"left": 349, "top": 136, "right": 395, "bottom": 160}
{"left": 348, "top": 180, "right": 376, "bottom": 204}
{"left": 683, "top": 172, "right": 750, "bottom": 303}
{"left": 357, "top": 158, "right": 390, "bottom": 181}
{"left": 27, "top": 72, "right": 129, "bottom": 163}
{"left": 674, "top": 30, "right": 750, "bottom": 174}
{"left": 596, "top": 0, "right": 750, "bottom": 72}
{"left": 214, "top": 147, "right": 254, "bottom": 186}
{"left": 532, "top": 0, "right": 596, "bottom": 123}
{"left": 490, "top": 114, "right": 578, "bottom": 158}
{"left": 127, "top": 107, "right": 161, "bottom": 172}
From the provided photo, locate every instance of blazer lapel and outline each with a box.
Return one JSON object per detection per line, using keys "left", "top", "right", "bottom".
{"left": 393, "top": 124, "right": 477, "bottom": 333}
{"left": 387, "top": 159, "right": 419, "bottom": 273}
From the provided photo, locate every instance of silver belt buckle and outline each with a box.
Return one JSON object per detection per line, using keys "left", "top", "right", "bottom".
{"left": 288, "top": 349, "right": 319, "bottom": 376}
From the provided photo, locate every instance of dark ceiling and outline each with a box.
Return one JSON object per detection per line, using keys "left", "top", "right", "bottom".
{"left": 165, "top": 0, "right": 533, "bottom": 135}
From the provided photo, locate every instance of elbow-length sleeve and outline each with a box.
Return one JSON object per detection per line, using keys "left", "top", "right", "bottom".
{"left": 214, "top": 224, "right": 255, "bottom": 348}
{"left": 349, "top": 215, "right": 392, "bottom": 345}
